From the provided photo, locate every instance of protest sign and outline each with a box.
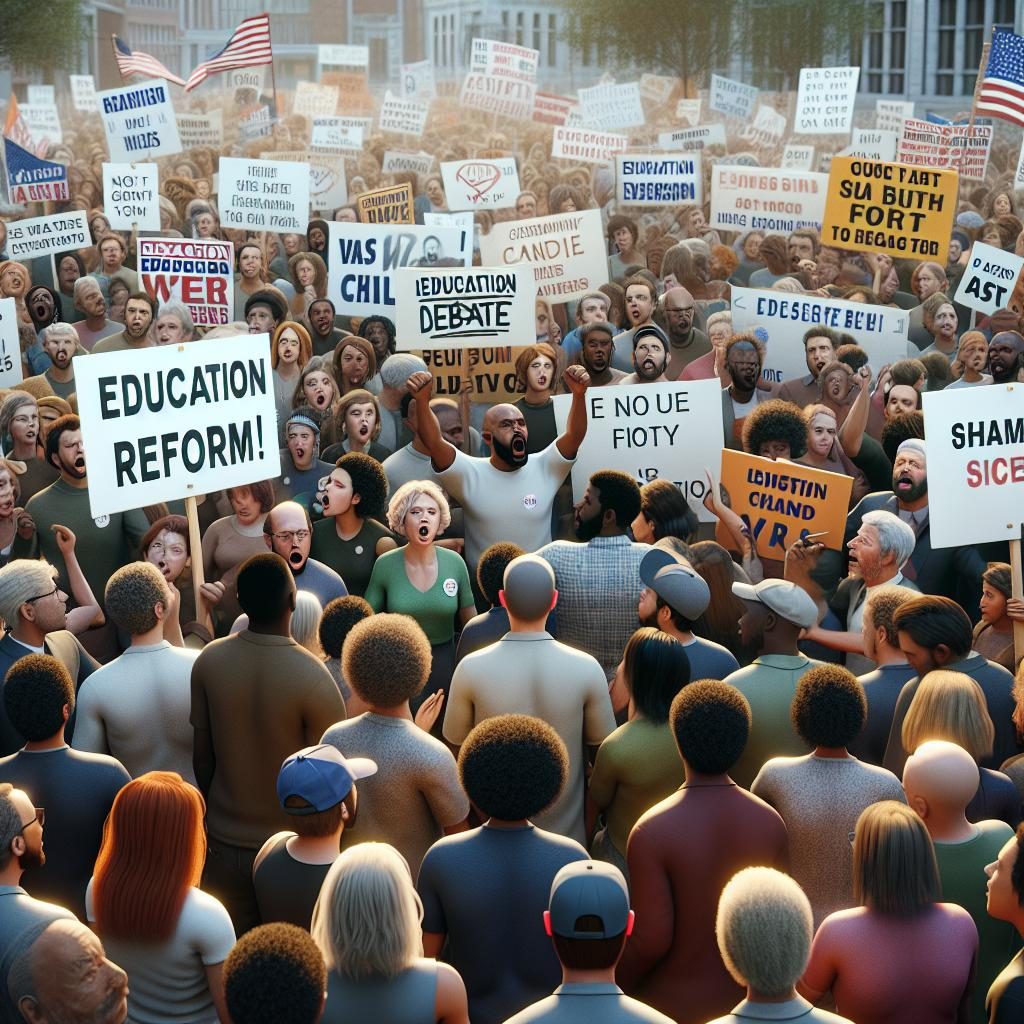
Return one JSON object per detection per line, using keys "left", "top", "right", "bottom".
{"left": 20, "top": 104, "right": 62, "bottom": 146}
{"left": 27, "top": 85, "right": 54, "bottom": 106}
{"left": 730, "top": 286, "right": 912, "bottom": 385}
{"left": 318, "top": 44, "right": 369, "bottom": 67}
{"left": 532, "top": 92, "right": 576, "bottom": 125}
{"left": 615, "top": 154, "right": 702, "bottom": 206}
{"left": 293, "top": 82, "right": 338, "bottom": 117}
{"left": 953, "top": 241, "right": 1024, "bottom": 316}
{"left": 327, "top": 222, "right": 471, "bottom": 318}
{"left": 552, "top": 380, "right": 723, "bottom": 516}
{"left": 311, "top": 117, "right": 366, "bottom": 153}
{"left": 176, "top": 111, "right": 223, "bottom": 149}
{"left": 381, "top": 151, "right": 434, "bottom": 177}
{"left": 577, "top": 81, "right": 645, "bottom": 131}
{"left": 138, "top": 238, "right": 234, "bottom": 328}
{"left": 422, "top": 346, "right": 525, "bottom": 404}
{"left": 674, "top": 98, "right": 702, "bottom": 125}
{"left": 820, "top": 156, "right": 957, "bottom": 262}
{"left": 97, "top": 80, "right": 181, "bottom": 161}
{"left": 922, "top": 385, "right": 1024, "bottom": 547}
{"left": 739, "top": 104, "right": 787, "bottom": 147}
{"left": 876, "top": 99, "right": 914, "bottom": 132}
{"left": 6, "top": 211, "right": 88, "bottom": 260}
{"left": 470, "top": 38, "right": 538, "bottom": 80}
{"left": 709, "top": 166, "right": 828, "bottom": 235}
{"left": 794, "top": 66, "right": 859, "bottom": 134}
{"left": 3, "top": 138, "right": 68, "bottom": 204}
{"left": 1016, "top": 136, "right": 1024, "bottom": 190}
{"left": 218, "top": 157, "right": 309, "bottom": 232}
{"left": 261, "top": 150, "right": 348, "bottom": 214}
{"left": 356, "top": 183, "right": 414, "bottom": 225}
{"left": 322, "top": 70, "right": 373, "bottom": 116}
{"left": 227, "top": 68, "right": 265, "bottom": 104}
{"left": 424, "top": 211, "right": 474, "bottom": 232}
{"left": 441, "top": 158, "right": 519, "bottom": 210}
{"left": 70, "top": 75, "right": 98, "bottom": 112}
{"left": 842, "top": 128, "right": 898, "bottom": 162}
{"left": 657, "top": 123, "right": 726, "bottom": 151}
{"left": 0, "top": 298, "right": 24, "bottom": 389}
{"left": 379, "top": 92, "right": 429, "bottom": 137}
{"left": 76, "top": 334, "right": 279, "bottom": 518}
{"left": 393, "top": 266, "right": 535, "bottom": 349}
{"left": 102, "top": 163, "right": 159, "bottom": 230}
{"left": 400, "top": 60, "right": 436, "bottom": 102}
{"left": 460, "top": 73, "right": 536, "bottom": 121}
{"left": 551, "top": 126, "right": 628, "bottom": 164}
{"left": 782, "top": 144, "right": 816, "bottom": 170}
{"left": 239, "top": 106, "right": 274, "bottom": 141}
{"left": 479, "top": 208, "right": 606, "bottom": 305}
{"left": 709, "top": 74, "right": 758, "bottom": 119}
{"left": 641, "top": 74, "right": 680, "bottom": 105}
{"left": 898, "top": 118, "right": 992, "bottom": 180}
{"left": 718, "top": 450, "right": 852, "bottom": 558}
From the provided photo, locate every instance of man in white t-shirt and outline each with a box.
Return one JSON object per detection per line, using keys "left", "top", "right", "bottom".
{"left": 407, "top": 365, "right": 591, "bottom": 572}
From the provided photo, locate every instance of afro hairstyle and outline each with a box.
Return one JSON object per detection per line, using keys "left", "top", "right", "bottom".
{"left": 104, "top": 562, "right": 168, "bottom": 637}
{"left": 335, "top": 452, "right": 389, "bottom": 520}
{"left": 3, "top": 654, "right": 74, "bottom": 741}
{"left": 742, "top": 399, "right": 808, "bottom": 459}
{"left": 342, "top": 613, "right": 432, "bottom": 708}
{"left": 476, "top": 543, "right": 526, "bottom": 608}
{"left": 790, "top": 665, "right": 867, "bottom": 749}
{"left": 318, "top": 596, "right": 373, "bottom": 660}
{"left": 670, "top": 679, "right": 751, "bottom": 775}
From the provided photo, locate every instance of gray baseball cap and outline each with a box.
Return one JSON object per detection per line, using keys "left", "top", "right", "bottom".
{"left": 548, "top": 861, "right": 630, "bottom": 938}
{"left": 640, "top": 548, "right": 710, "bottom": 620}
{"left": 731, "top": 579, "right": 818, "bottom": 629}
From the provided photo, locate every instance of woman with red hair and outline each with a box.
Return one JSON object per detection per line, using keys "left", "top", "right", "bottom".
{"left": 87, "top": 772, "right": 235, "bottom": 1024}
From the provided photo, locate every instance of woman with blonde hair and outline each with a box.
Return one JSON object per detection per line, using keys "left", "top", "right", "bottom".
{"left": 87, "top": 772, "right": 235, "bottom": 1024}
{"left": 312, "top": 843, "right": 468, "bottom": 1023}
{"left": 799, "top": 801, "right": 977, "bottom": 1024}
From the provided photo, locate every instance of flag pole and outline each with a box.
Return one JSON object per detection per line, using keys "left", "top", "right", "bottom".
{"left": 968, "top": 37, "right": 991, "bottom": 131}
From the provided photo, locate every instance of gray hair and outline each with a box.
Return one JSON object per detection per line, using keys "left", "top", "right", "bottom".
{"left": 379, "top": 354, "right": 427, "bottom": 389}
{"left": 0, "top": 560, "right": 58, "bottom": 626}
{"left": 0, "top": 391, "right": 36, "bottom": 444}
{"left": 716, "top": 867, "right": 812, "bottom": 997}
{"left": 72, "top": 276, "right": 101, "bottom": 304}
{"left": 156, "top": 299, "right": 195, "bottom": 337}
{"left": 861, "top": 510, "right": 916, "bottom": 570}
{"left": 0, "top": 783, "right": 21, "bottom": 871}
{"left": 41, "top": 323, "right": 78, "bottom": 346}
{"left": 386, "top": 480, "right": 451, "bottom": 536}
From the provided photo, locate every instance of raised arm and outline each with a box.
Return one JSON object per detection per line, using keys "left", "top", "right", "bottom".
{"left": 51, "top": 526, "right": 105, "bottom": 634}
{"left": 838, "top": 366, "right": 871, "bottom": 457}
{"left": 407, "top": 371, "right": 456, "bottom": 472}
{"left": 555, "top": 365, "right": 591, "bottom": 460}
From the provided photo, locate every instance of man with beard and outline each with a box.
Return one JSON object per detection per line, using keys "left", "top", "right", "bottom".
{"left": 612, "top": 277, "right": 658, "bottom": 372}
{"left": 408, "top": 364, "right": 591, "bottom": 575}
{"left": 306, "top": 298, "right": 346, "bottom": 356}
{"left": 263, "top": 501, "right": 347, "bottom": 607}
{"left": 19, "top": 324, "right": 80, "bottom": 400}
{"left": 622, "top": 324, "right": 670, "bottom": 385}
{"left": 245, "top": 289, "right": 286, "bottom": 336}
{"left": 987, "top": 331, "right": 1024, "bottom": 384}
{"left": 358, "top": 314, "right": 396, "bottom": 370}
{"left": 23, "top": 286, "right": 63, "bottom": 375}
{"left": 276, "top": 408, "right": 334, "bottom": 507}
{"left": 537, "top": 470, "right": 650, "bottom": 676}
{"left": 91, "top": 292, "right": 157, "bottom": 354}
{"left": 722, "top": 334, "right": 772, "bottom": 449}
{"left": 663, "top": 286, "right": 711, "bottom": 379}
{"left": 578, "top": 322, "right": 626, "bottom": 386}
{"left": 411, "top": 235, "right": 460, "bottom": 268}
{"left": 777, "top": 326, "right": 853, "bottom": 411}
{"left": 71, "top": 277, "right": 120, "bottom": 352}
{"left": 560, "top": 291, "right": 613, "bottom": 364}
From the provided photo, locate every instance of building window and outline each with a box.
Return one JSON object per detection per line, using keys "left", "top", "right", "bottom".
{"left": 861, "top": 0, "right": 906, "bottom": 94}
{"left": 516, "top": 11, "right": 524, "bottom": 46}
{"left": 548, "top": 13, "right": 557, "bottom": 67}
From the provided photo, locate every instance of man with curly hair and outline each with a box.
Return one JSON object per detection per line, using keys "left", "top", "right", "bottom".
{"left": 321, "top": 613, "right": 469, "bottom": 880}
{"left": 454, "top": 543, "right": 525, "bottom": 664}
{"left": 418, "top": 714, "right": 587, "bottom": 1024}
{"left": 721, "top": 335, "right": 771, "bottom": 450}
{"left": 741, "top": 398, "right": 808, "bottom": 461}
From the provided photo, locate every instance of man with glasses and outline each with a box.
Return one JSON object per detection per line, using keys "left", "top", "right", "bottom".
{"left": 263, "top": 501, "right": 347, "bottom": 608}
{"left": 662, "top": 286, "right": 711, "bottom": 379}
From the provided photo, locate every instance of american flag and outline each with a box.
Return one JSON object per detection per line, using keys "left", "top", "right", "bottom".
{"left": 185, "top": 14, "right": 274, "bottom": 92}
{"left": 977, "top": 28, "right": 1024, "bottom": 126}
{"left": 2, "top": 95, "right": 46, "bottom": 157}
{"left": 112, "top": 35, "right": 187, "bottom": 87}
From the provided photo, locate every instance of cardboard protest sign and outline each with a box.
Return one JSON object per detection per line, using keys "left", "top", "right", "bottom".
{"left": 400, "top": 60, "right": 436, "bottom": 102}
{"left": 102, "top": 163, "right": 159, "bottom": 230}
{"left": 3, "top": 138, "right": 68, "bottom": 204}
{"left": 20, "top": 104, "right": 62, "bottom": 146}
{"left": 138, "top": 238, "right": 234, "bottom": 328}
{"left": 422, "top": 346, "right": 526, "bottom": 404}
{"left": 382, "top": 151, "right": 434, "bottom": 177}
{"left": 393, "top": 266, "right": 534, "bottom": 350}
{"left": 709, "top": 74, "right": 758, "bottom": 119}
{"left": 782, "top": 144, "right": 816, "bottom": 170}
{"left": 657, "top": 124, "right": 726, "bottom": 151}
{"left": 460, "top": 74, "right": 535, "bottom": 122}
{"left": 311, "top": 117, "right": 365, "bottom": 153}
{"left": 6, "top": 211, "right": 88, "bottom": 260}
{"left": 739, "top": 105, "right": 786, "bottom": 147}
{"left": 0, "top": 299, "right": 24, "bottom": 389}
{"left": 922, "top": 385, "right": 1024, "bottom": 547}
{"left": 551, "top": 127, "right": 628, "bottom": 164}
{"left": 842, "top": 129, "right": 898, "bottom": 162}
{"left": 379, "top": 92, "right": 429, "bottom": 136}
{"left": 718, "top": 450, "right": 852, "bottom": 558}
{"left": 898, "top": 119, "right": 992, "bottom": 180}
{"left": 318, "top": 44, "right": 369, "bottom": 67}
{"left": 552, "top": 380, "right": 724, "bottom": 516}
{"left": 76, "top": 334, "right": 279, "bottom": 518}
{"left": 674, "top": 98, "right": 702, "bottom": 125}
{"left": 97, "top": 80, "right": 182, "bottom": 161}
{"left": 876, "top": 99, "right": 914, "bottom": 132}
{"left": 322, "top": 70, "right": 373, "bottom": 116}
{"left": 227, "top": 68, "right": 265, "bottom": 105}
{"left": 953, "top": 242, "right": 1024, "bottom": 316}
{"left": 262, "top": 151, "right": 348, "bottom": 213}
{"left": 794, "top": 66, "right": 860, "bottom": 135}
{"left": 709, "top": 166, "right": 828, "bottom": 235}
{"left": 327, "top": 222, "right": 471, "bottom": 318}
{"left": 176, "top": 111, "right": 223, "bottom": 149}
{"left": 356, "top": 183, "right": 414, "bottom": 225}
{"left": 641, "top": 74, "right": 680, "bottom": 105}
{"left": 441, "top": 158, "right": 519, "bottom": 210}
{"left": 479, "top": 208, "right": 606, "bottom": 305}
{"left": 218, "top": 157, "right": 309, "bottom": 232}
{"left": 293, "top": 82, "right": 338, "bottom": 117}
{"left": 239, "top": 106, "right": 274, "bottom": 141}
{"left": 820, "top": 157, "right": 957, "bottom": 262}
{"left": 577, "top": 81, "right": 645, "bottom": 131}
{"left": 615, "top": 154, "right": 702, "bottom": 206}
{"left": 70, "top": 75, "right": 98, "bottom": 112}
{"left": 532, "top": 92, "right": 576, "bottom": 125}
{"left": 1016, "top": 136, "right": 1024, "bottom": 190}
{"left": 730, "top": 286, "right": 912, "bottom": 386}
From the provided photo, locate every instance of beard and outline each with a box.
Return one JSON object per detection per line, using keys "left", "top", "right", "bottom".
{"left": 491, "top": 433, "right": 529, "bottom": 467}
{"left": 575, "top": 511, "right": 603, "bottom": 542}
{"left": 20, "top": 844, "right": 44, "bottom": 869}
{"left": 893, "top": 475, "right": 927, "bottom": 503}
{"left": 60, "top": 454, "right": 87, "bottom": 480}
{"left": 635, "top": 356, "right": 666, "bottom": 382}
{"left": 639, "top": 608, "right": 660, "bottom": 629}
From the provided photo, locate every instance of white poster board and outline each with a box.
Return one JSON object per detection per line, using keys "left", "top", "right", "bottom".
{"left": 674, "top": 98, "right": 702, "bottom": 125}
{"left": 218, "top": 157, "right": 310, "bottom": 232}
{"left": 97, "top": 79, "right": 182, "bottom": 161}
{"left": 709, "top": 74, "right": 758, "bottom": 119}
{"left": 318, "top": 44, "right": 369, "bottom": 67}
{"left": 782, "top": 144, "right": 816, "bottom": 170}
{"left": 739, "top": 105, "right": 787, "bottom": 147}
{"left": 176, "top": 111, "right": 223, "bottom": 149}
{"left": 6, "top": 211, "right": 89, "bottom": 260}
{"left": 378, "top": 92, "right": 429, "bottom": 137}
{"left": 0, "top": 298, "right": 24, "bottom": 389}
{"left": 577, "top": 81, "right": 645, "bottom": 131}
{"left": 70, "top": 75, "right": 98, "bottom": 113}
{"left": 441, "top": 158, "right": 519, "bottom": 210}
{"left": 311, "top": 117, "right": 365, "bottom": 153}
{"left": 551, "top": 126, "right": 627, "bottom": 164}
{"left": 400, "top": 60, "right": 436, "bottom": 102}
{"left": 953, "top": 241, "right": 1024, "bottom": 316}
{"left": 657, "top": 124, "right": 726, "bottom": 151}
{"left": 102, "top": 162, "right": 160, "bottom": 231}
{"left": 876, "top": 99, "right": 914, "bottom": 132}
{"left": 27, "top": 85, "right": 55, "bottom": 106}
{"left": 841, "top": 128, "right": 898, "bottom": 162}
{"left": 20, "top": 104, "right": 62, "bottom": 146}
{"left": 710, "top": 166, "right": 828, "bottom": 235}
{"left": 293, "top": 82, "right": 339, "bottom": 117}
{"left": 615, "top": 153, "right": 702, "bottom": 206}
{"left": 794, "top": 66, "right": 860, "bottom": 135}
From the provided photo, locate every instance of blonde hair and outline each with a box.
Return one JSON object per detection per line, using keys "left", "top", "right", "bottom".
{"left": 290, "top": 591, "right": 323, "bottom": 657}
{"left": 311, "top": 843, "right": 422, "bottom": 979}
{"left": 386, "top": 480, "right": 451, "bottom": 536}
{"left": 901, "top": 669, "right": 994, "bottom": 761}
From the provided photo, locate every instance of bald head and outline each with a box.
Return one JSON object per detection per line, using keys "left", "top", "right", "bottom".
{"left": 483, "top": 403, "right": 521, "bottom": 433}
{"left": 502, "top": 554, "right": 556, "bottom": 621}
{"left": 991, "top": 330, "right": 1024, "bottom": 352}
{"left": 903, "top": 739, "right": 979, "bottom": 817}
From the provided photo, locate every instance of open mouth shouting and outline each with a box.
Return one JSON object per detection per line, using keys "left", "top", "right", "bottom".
{"left": 288, "top": 548, "right": 304, "bottom": 566}
{"left": 511, "top": 433, "right": 527, "bottom": 458}
{"left": 417, "top": 524, "right": 431, "bottom": 539}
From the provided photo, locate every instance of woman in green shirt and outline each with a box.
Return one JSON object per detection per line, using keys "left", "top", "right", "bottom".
{"left": 365, "top": 479, "right": 475, "bottom": 724}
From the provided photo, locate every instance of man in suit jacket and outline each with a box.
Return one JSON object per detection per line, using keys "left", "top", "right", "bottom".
{"left": 0, "top": 560, "right": 98, "bottom": 755}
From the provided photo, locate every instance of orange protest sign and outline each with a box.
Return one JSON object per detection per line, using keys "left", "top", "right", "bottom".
{"left": 420, "top": 346, "right": 527, "bottom": 404}
{"left": 718, "top": 449, "right": 852, "bottom": 560}
{"left": 821, "top": 156, "right": 958, "bottom": 264}
{"left": 356, "top": 183, "right": 414, "bottom": 225}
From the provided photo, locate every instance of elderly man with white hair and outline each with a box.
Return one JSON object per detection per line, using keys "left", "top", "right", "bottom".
{"left": 17, "top": 324, "right": 82, "bottom": 401}
{"left": 151, "top": 299, "right": 195, "bottom": 345}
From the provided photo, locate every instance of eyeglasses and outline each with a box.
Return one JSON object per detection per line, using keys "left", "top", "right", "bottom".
{"left": 20, "top": 808, "right": 44, "bottom": 831}
{"left": 270, "top": 530, "right": 310, "bottom": 543}
{"left": 25, "top": 585, "right": 59, "bottom": 603}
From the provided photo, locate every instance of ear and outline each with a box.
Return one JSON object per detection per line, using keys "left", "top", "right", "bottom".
{"left": 625, "top": 909, "right": 635, "bottom": 936}
{"left": 62, "top": 703, "right": 70, "bottom": 724}
{"left": 549, "top": 589, "right": 558, "bottom": 612}
{"left": 498, "top": 590, "right": 507, "bottom": 610}
{"left": 933, "top": 643, "right": 953, "bottom": 666}
{"left": 543, "top": 910, "right": 552, "bottom": 937}
{"left": 263, "top": 535, "right": 273, "bottom": 551}
{"left": 18, "top": 601, "right": 35, "bottom": 624}
{"left": 907, "top": 793, "right": 928, "bottom": 820}
{"left": 18, "top": 997, "right": 43, "bottom": 1024}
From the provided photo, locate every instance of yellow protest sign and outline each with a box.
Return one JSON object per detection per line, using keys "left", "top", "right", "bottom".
{"left": 821, "top": 156, "right": 958, "bottom": 263}
{"left": 356, "top": 183, "right": 414, "bottom": 225}
{"left": 717, "top": 450, "right": 852, "bottom": 560}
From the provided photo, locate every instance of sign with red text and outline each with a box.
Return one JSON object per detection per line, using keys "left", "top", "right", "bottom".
{"left": 898, "top": 118, "right": 992, "bottom": 180}
{"left": 551, "top": 126, "right": 628, "bottom": 164}
{"left": 441, "top": 157, "right": 519, "bottom": 210}
{"left": 710, "top": 165, "right": 828, "bottom": 235}
{"left": 138, "top": 238, "right": 234, "bottom": 328}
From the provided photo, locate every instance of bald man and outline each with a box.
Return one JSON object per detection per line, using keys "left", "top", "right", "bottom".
{"left": 662, "top": 286, "right": 711, "bottom": 378}
{"left": 407, "top": 366, "right": 591, "bottom": 574}
{"left": 988, "top": 331, "right": 1024, "bottom": 385}
{"left": 904, "top": 740, "right": 1015, "bottom": 1022}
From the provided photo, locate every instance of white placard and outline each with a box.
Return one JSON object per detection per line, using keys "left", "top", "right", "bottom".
{"left": 176, "top": 110, "right": 223, "bottom": 149}
{"left": 730, "top": 287, "right": 912, "bottom": 386}
{"left": 674, "top": 98, "right": 702, "bottom": 125}
{"left": 639, "top": 73, "right": 679, "bottom": 104}
{"left": 552, "top": 379, "right": 723, "bottom": 517}
{"left": 327, "top": 222, "right": 472, "bottom": 318}
{"left": 424, "top": 212, "right": 474, "bottom": 234}
{"left": 0, "top": 298, "right": 24, "bottom": 389}
{"left": 739, "top": 104, "right": 788, "bottom": 147}
{"left": 381, "top": 150, "right": 434, "bottom": 177}
{"left": 311, "top": 117, "right": 366, "bottom": 153}
{"left": 218, "top": 157, "right": 310, "bottom": 231}
{"left": 876, "top": 99, "right": 914, "bottom": 133}
{"left": 615, "top": 153, "right": 702, "bottom": 207}
{"left": 551, "top": 126, "right": 628, "bottom": 164}
{"left": 76, "top": 335, "right": 280, "bottom": 518}
{"left": 138, "top": 237, "right": 234, "bottom": 328}
{"left": 228, "top": 68, "right": 265, "bottom": 94}
{"left": 70, "top": 75, "right": 98, "bottom": 113}
{"left": 441, "top": 158, "right": 519, "bottom": 210}
{"left": 922, "top": 385, "right": 1024, "bottom": 547}
{"left": 19, "top": 104, "right": 62, "bottom": 146}
{"left": 657, "top": 123, "right": 726, "bottom": 151}
{"left": 400, "top": 60, "right": 436, "bottom": 102}
{"left": 460, "top": 73, "right": 536, "bottom": 122}
{"left": 577, "top": 81, "right": 645, "bottom": 132}
{"left": 393, "top": 266, "right": 535, "bottom": 350}
{"left": 841, "top": 128, "right": 898, "bottom": 162}
{"left": 102, "top": 162, "right": 160, "bottom": 231}
{"left": 533, "top": 92, "right": 577, "bottom": 126}
{"left": 98, "top": 79, "right": 182, "bottom": 161}
{"left": 953, "top": 241, "right": 1024, "bottom": 316}
{"left": 319, "top": 44, "right": 369, "bottom": 67}
{"left": 282, "top": 153, "right": 350, "bottom": 212}
{"left": 782, "top": 144, "right": 816, "bottom": 170}
{"left": 710, "top": 166, "right": 828, "bottom": 235}
{"left": 479, "top": 208, "right": 606, "bottom": 305}
{"left": 379, "top": 92, "right": 429, "bottom": 137}
{"left": 709, "top": 74, "right": 758, "bottom": 120}
{"left": 794, "top": 66, "right": 860, "bottom": 135}
{"left": 469, "top": 38, "right": 538, "bottom": 81}
{"left": 293, "top": 82, "right": 338, "bottom": 117}
{"left": 27, "top": 85, "right": 55, "bottom": 106}
{"left": 1016, "top": 136, "right": 1024, "bottom": 190}
{"left": 6, "top": 210, "right": 89, "bottom": 260}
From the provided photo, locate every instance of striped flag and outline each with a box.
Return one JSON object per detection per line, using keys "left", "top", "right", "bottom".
{"left": 185, "top": 14, "right": 274, "bottom": 92}
{"left": 977, "top": 28, "right": 1024, "bottom": 127}
{"left": 2, "top": 95, "right": 47, "bottom": 157}
{"left": 112, "top": 35, "right": 187, "bottom": 87}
